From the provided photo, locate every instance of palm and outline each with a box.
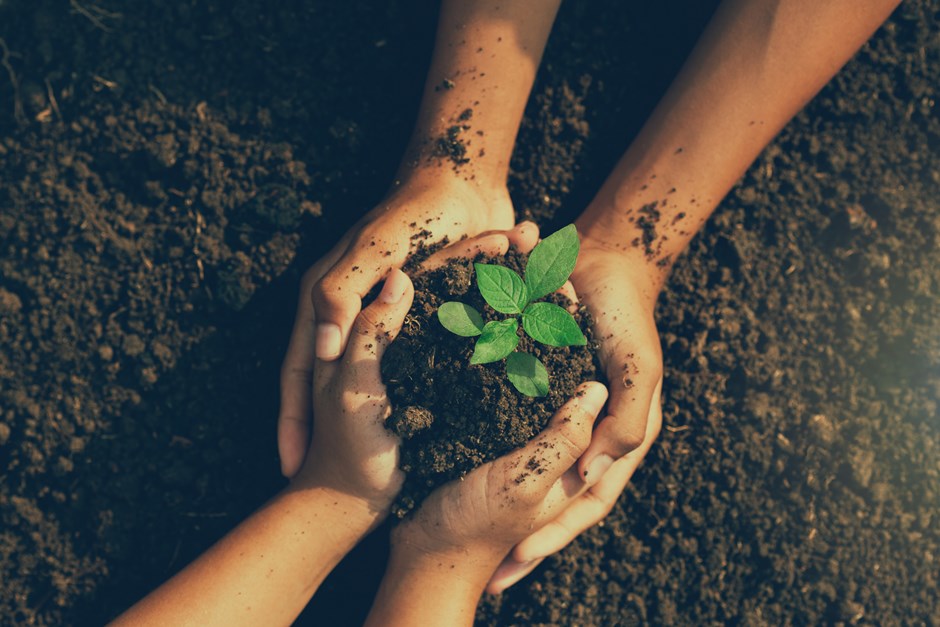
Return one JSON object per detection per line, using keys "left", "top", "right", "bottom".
{"left": 485, "top": 242, "right": 665, "bottom": 593}
{"left": 571, "top": 245, "right": 663, "bottom": 442}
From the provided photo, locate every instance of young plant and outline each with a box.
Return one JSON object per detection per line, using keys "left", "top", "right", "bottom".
{"left": 436, "top": 224, "right": 586, "bottom": 397}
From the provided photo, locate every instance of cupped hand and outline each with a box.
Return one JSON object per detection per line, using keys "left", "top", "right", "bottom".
{"left": 391, "top": 382, "right": 611, "bottom": 582}
{"left": 291, "top": 268, "right": 414, "bottom": 513}
{"left": 486, "top": 237, "right": 665, "bottom": 592}
{"left": 292, "top": 225, "right": 541, "bottom": 516}
{"left": 279, "top": 176, "right": 515, "bottom": 477}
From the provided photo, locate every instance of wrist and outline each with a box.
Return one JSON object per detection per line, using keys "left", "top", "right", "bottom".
{"left": 366, "top": 540, "right": 500, "bottom": 627}
{"left": 285, "top": 475, "right": 389, "bottom": 536}
{"left": 573, "top": 220, "right": 668, "bottom": 308}
{"left": 390, "top": 535, "right": 506, "bottom": 591}
{"left": 391, "top": 162, "right": 511, "bottom": 211}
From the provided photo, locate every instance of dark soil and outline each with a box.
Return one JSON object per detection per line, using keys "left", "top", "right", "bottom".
{"left": 0, "top": 1, "right": 937, "bottom": 626}
{"left": 382, "top": 250, "right": 597, "bottom": 517}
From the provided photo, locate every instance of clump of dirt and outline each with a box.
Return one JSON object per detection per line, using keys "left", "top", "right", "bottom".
{"left": 381, "top": 248, "right": 598, "bottom": 517}
{"left": 633, "top": 200, "right": 662, "bottom": 258}
{"left": 431, "top": 108, "right": 474, "bottom": 169}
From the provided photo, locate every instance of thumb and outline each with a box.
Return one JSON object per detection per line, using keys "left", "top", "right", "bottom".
{"left": 312, "top": 242, "right": 407, "bottom": 362}
{"left": 577, "top": 338, "right": 662, "bottom": 481}
{"left": 342, "top": 268, "right": 414, "bottom": 366}
{"left": 494, "top": 382, "right": 609, "bottom": 503}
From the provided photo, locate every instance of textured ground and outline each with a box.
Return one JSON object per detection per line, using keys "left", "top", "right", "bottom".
{"left": 0, "top": 1, "right": 937, "bottom": 625}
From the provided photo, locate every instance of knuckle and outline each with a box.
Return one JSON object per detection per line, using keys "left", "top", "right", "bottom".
{"left": 311, "top": 274, "right": 355, "bottom": 315}
{"left": 280, "top": 361, "right": 312, "bottom": 383}
{"left": 278, "top": 410, "right": 306, "bottom": 426}
{"left": 610, "top": 425, "right": 647, "bottom": 454}
{"left": 301, "top": 265, "right": 322, "bottom": 291}
{"left": 515, "top": 483, "right": 548, "bottom": 507}
{"left": 353, "top": 304, "right": 384, "bottom": 336}
{"left": 352, "top": 225, "right": 388, "bottom": 254}
{"left": 495, "top": 463, "right": 547, "bottom": 508}
{"left": 584, "top": 490, "right": 617, "bottom": 520}
{"left": 311, "top": 274, "right": 336, "bottom": 301}
{"left": 309, "top": 277, "right": 329, "bottom": 308}
{"left": 555, "top": 423, "right": 591, "bottom": 460}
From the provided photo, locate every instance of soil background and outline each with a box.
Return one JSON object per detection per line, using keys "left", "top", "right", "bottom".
{"left": 0, "top": 1, "right": 937, "bottom": 625}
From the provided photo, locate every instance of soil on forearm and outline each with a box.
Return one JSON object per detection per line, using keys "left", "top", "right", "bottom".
{"left": 381, "top": 249, "right": 598, "bottom": 517}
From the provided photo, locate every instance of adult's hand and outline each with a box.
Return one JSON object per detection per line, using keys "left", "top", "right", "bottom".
{"left": 487, "top": 238, "right": 664, "bottom": 592}
{"left": 278, "top": 184, "right": 517, "bottom": 477}
{"left": 485, "top": 0, "right": 902, "bottom": 592}
{"left": 366, "top": 383, "right": 610, "bottom": 627}
{"left": 278, "top": 0, "right": 566, "bottom": 478}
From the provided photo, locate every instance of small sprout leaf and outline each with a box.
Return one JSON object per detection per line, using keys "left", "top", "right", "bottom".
{"left": 522, "top": 302, "right": 587, "bottom": 347}
{"left": 470, "top": 318, "right": 520, "bottom": 364}
{"left": 437, "top": 302, "right": 485, "bottom": 337}
{"left": 475, "top": 263, "right": 529, "bottom": 314}
{"left": 506, "top": 352, "right": 550, "bottom": 397}
{"left": 524, "top": 224, "right": 580, "bottom": 300}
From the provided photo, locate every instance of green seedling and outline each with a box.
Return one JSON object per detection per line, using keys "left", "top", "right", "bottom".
{"left": 436, "top": 224, "right": 586, "bottom": 397}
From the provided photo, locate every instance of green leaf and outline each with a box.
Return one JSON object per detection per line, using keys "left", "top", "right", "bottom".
{"left": 506, "top": 352, "right": 550, "bottom": 397}
{"left": 475, "top": 263, "right": 529, "bottom": 314}
{"left": 524, "top": 224, "right": 580, "bottom": 300}
{"left": 522, "top": 302, "right": 587, "bottom": 347}
{"left": 437, "top": 302, "right": 485, "bottom": 337}
{"left": 470, "top": 319, "right": 520, "bottom": 364}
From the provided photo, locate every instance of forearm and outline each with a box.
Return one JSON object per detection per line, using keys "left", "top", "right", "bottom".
{"left": 578, "top": 0, "right": 900, "bottom": 292}
{"left": 400, "top": 0, "right": 561, "bottom": 190}
{"left": 112, "top": 484, "right": 379, "bottom": 627}
{"left": 365, "top": 543, "right": 503, "bottom": 627}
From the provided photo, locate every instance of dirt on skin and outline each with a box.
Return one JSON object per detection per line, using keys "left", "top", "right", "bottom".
{"left": 0, "top": 0, "right": 938, "bottom": 626}
{"left": 381, "top": 249, "right": 598, "bottom": 517}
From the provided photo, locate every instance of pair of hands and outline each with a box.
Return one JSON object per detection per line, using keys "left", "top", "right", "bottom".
{"left": 281, "top": 175, "right": 664, "bottom": 592}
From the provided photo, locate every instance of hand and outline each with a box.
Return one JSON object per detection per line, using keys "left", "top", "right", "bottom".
{"left": 292, "top": 224, "right": 540, "bottom": 516}
{"left": 279, "top": 175, "right": 515, "bottom": 477}
{"left": 390, "top": 382, "right": 611, "bottom": 585}
{"left": 290, "top": 268, "right": 415, "bottom": 515}
{"left": 486, "top": 236, "right": 664, "bottom": 592}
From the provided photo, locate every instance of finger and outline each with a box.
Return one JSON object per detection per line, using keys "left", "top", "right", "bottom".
{"left": 419, "top": 233, "right": 510, "bottom": 272}
{"left": 515, "top": 453, "right": 642, "bottom": 562}
{"left": 486, "top": 388, "right": 662, "bottom": 592}
{"left": 484, "top": 459, "right": 632, "bottom": 595}
{"left": 278, "top": 236, "right": 353, "bottom": 477}
{"left": 558, "top": 280, "right": 578, "bottom": 313}
{"left": 485, "top": 557, "right": 545, "bottom": 595}
{"left": 506, "top": 220, "right": 539, "bottom": 254}
{"left": 515, "top": 383, "right": 662, "bottom": 563}
{"left": 577, "top": 325, "right": 663, "bottom": 479}
{"left": 343, "top": 268, "right": 415, "bottom": 367}
{"left": 311, "top": 227, "right": 414, "bottom": 362}
{"left": 493, "top": 382, "right": 608, "bottom": 502}
{"left": 419, "top": 221, "right": 540, "bottom": 272}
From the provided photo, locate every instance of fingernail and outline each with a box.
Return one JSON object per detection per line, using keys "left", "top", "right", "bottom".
{"left": 379, "top": 269, "right": 408, "bottom": 304}
{"left": 585, "top": 454, "right": 614, "bottom": 485}
{"left": 315, "top": 323, "right": 342, "bottom": 359}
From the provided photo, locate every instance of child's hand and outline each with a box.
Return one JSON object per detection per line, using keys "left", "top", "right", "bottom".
{"left": 389, "top": 382, "right": 610, "bottom": 587}
{"left": 290, "top": 224, "right": 539, "bottom": 522}
{"left": 277, "top": 178, "right": 515, "bottom": 478}
{"left": 290, "top": 268, "right": 414, "bottom": 516}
